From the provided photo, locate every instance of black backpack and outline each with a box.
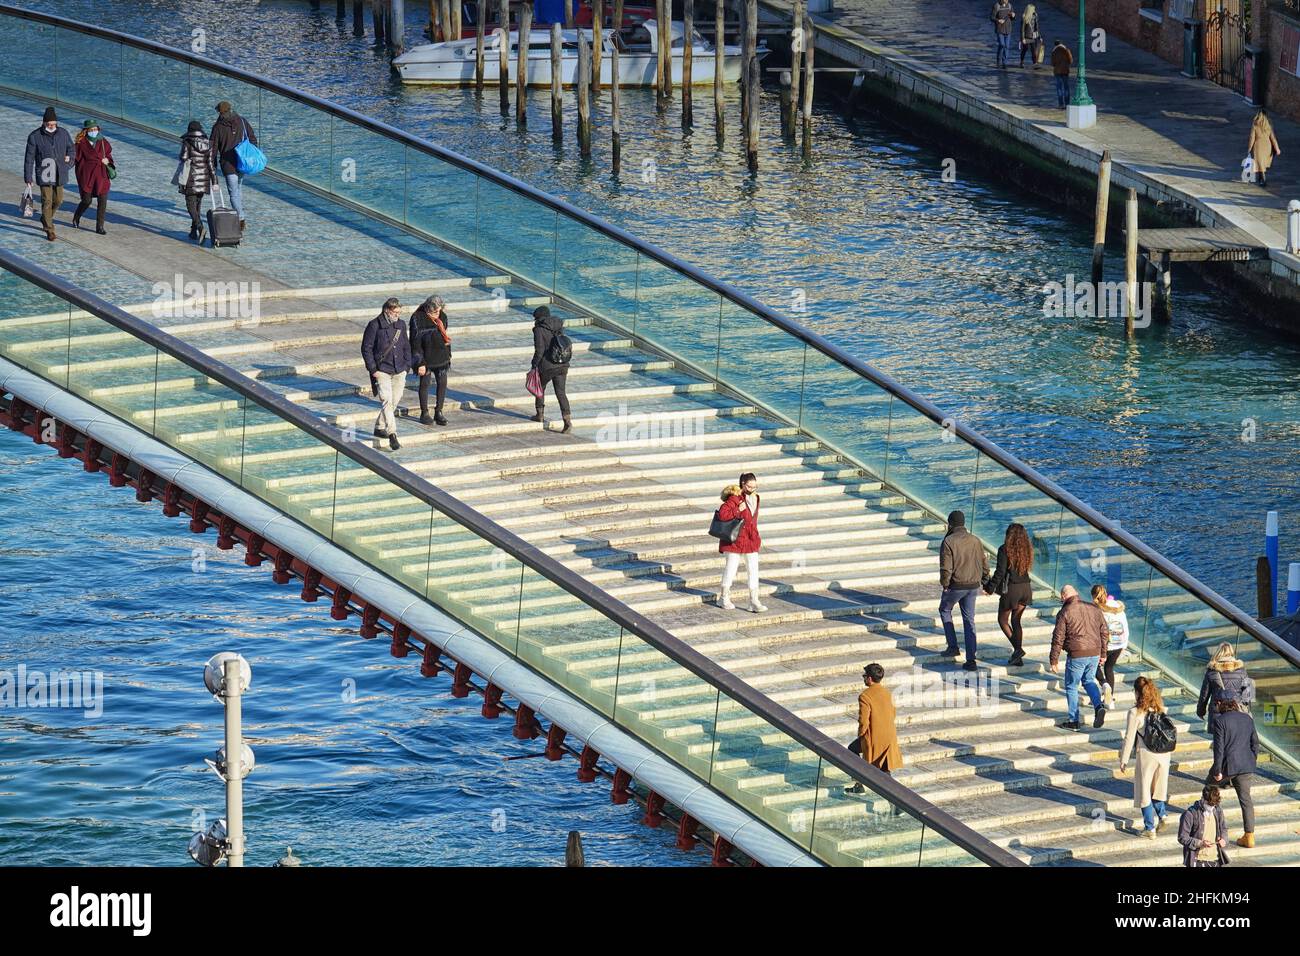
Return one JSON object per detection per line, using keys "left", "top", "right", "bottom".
{"left": 1142, "top": 711, "right": 1178, "bottom": 755}
{"left": 546, "top": 331, "right": 573, "bottom": 366}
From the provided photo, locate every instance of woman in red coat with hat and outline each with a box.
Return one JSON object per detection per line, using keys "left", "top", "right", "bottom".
{"left": 72, "top": 118, "right": 114, "bottom": 234}
{"left": 716, "top": 472, "right": 766, "bottom": 613}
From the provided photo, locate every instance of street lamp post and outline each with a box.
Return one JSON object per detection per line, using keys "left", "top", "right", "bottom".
{"left": 1068, "top": 0, "right": 1097, "bottom": 129}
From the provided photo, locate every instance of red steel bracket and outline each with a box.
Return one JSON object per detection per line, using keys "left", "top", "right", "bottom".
{"left": 135, "top": 468, "right": 154, "bottom": 503}
{"left": 330, "top": 586, "right": 351, "bottom": 620}
{"left": 161, "top": 482, "right": 182, "bottom": 518}
{"left": 244, "top": 533, "right": 266, "bottom": 567}
{"left": 56, "top": 422, "right": 77, "bottom": 459}
{"left": 513, "top": 703, "right": 539, "bottom": 740}
{"left": 216, "top": 515, "right": 237, "bottom": 551}
{"left": 611, "top": 767, "right": 632, "bottom": 805}
{"left": 390, "top": 622, "right": 411, "bottom": 657}
{"left": 82, "top": 437, "right": 102, "bottom": 472}
{"left": 358, "top": 602, "right": 381, "bottom": 638}
{"left": 544, "top": 724, "right": 567, "bottom": 761}
{"left": 450, "top": 661, "right": 472, "bottom": 698}
{"left": 481, "top": 682, "right": 504, "bottom": 718}
{"left": 577, "top": 744, "right": 600, "bottom": 782}
{"left": 419, "top": 642, "right": 442, "bottom": 677}
{"left": 300, "top": 566, "right": 323, "bottom": 602}
{"left": 643, "top": 792, "right": 666, "bottom": 829}
{"left": 271, "top": 547, "right": 294, "bottom": 585}
{"left": 676, "top": 814, "right": 700, "bottom": 851}
{"left": 107, "top": 452, "right": 128, "bottom": 488}
{"left": 189, "top": 499, "right": 210, "bottom": 534}
{"left": 711, "top": 837, "right": 736, "bottom": 867}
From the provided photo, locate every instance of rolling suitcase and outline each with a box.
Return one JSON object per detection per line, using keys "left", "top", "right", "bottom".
{"left": 207, "top": 180, "right": 241, "bottom": 248}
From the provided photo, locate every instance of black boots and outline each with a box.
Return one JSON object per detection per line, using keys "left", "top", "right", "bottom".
{"left": 562, "top": 417, "right": 572, "bottom": 433}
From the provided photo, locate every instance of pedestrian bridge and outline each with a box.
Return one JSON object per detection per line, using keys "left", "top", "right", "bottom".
{"left": 2, "top": 5, "right": 1298, "bottom": 866}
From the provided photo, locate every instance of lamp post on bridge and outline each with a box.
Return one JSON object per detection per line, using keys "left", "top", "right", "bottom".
{"left": 1068, "top": 0, "right": 1097, "bottom": 130}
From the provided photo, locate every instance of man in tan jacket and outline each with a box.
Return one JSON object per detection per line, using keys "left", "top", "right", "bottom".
{"left": 846, "top": 663, "right": 903, "bottom": 793}
{"left": 1049, "top": 584, "right": 1109, "bottom": 730}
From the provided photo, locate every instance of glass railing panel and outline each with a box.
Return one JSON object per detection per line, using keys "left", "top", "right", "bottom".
{"left": 328, "top": 481, "right": 433, "bottom": 590}
{"left": 405, "top": 147, "right": 480, "bottom": 256}
{"left": 122, "top": 47, "right": 189, "bottom": 133}
{"left": 1231, "top": 628, "right": 1300, "bottom": 766}
{"left": 513, "top": 569, "right": 621, "bottom": 718}
{"left": 476, "top": 180, "right": 558, "bottom": 292}
{"left": 798, "top": 349, "right": 893, "bottom": 477}
{"left": 0, "top": 18, "right": 55, "bottom": 98}
{"left": 1138, "top": 569, "right": 1242, "bottom": 712}
{"left": 881, "top": 402, "right": 980, "bottom": 522}
{"left": 716, "top": 301, "right": 806, "bottom": 424}
{"left": 969, "top": 455, "right": 1067, "bottom": 594}
{"left": 64, "top": 310, "right": 160, "bottom": 412}
{"left": 612, "top": 634, "right": 719, "bottom": 779}
{"left": 918, "top": 826, "right": 985, "bottom": 866}
{"left": 633, "top": 257, "right": 722, "bottom": 375}
{"left": 189, "top": 66, "right": 262, "bottom": 136}
{"left": 0, "top": 276, "right": 73, "bottom": 390}
{"left": 330, "top": 118, "right": 407, "bottom": 221}
{"left": 145, "top": 360, "right": 247, "bottom": 482}
{"left": 259, "top": 89, "right": 331, "bottom": 190}
{"left": 553, "top": 218, "right": 639, "bottom": 329}
{"left": 810, "top": 761, "right": 928, "bottom": 865}
{"left": 54, "top": 30, "right": 123, "bottom": 118}
{"left": 423, "top": 527, "right": 523, "bottom": 655}
{"left": 709, "top": 692, "right": 819, "bottom": 852}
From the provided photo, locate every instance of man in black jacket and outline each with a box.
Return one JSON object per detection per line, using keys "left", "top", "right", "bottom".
{"left": 209, "top": 100, "right": 257, "bottom": 233}
{"left": 362, "top": 298, "right": 412, "bottom": 451}
{"left": 23, "top": 106, "right": 74, "bottom": 241}
{"left": 1209, "top": 699, "right": 1260, "bottom": 849}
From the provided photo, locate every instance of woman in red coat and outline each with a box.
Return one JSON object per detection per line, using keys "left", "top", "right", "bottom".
{"left": 72, "top": 119, "right": 114, "bottom": 234}
{"left": 716, "top": 472, "right": 766, "bottom": 612}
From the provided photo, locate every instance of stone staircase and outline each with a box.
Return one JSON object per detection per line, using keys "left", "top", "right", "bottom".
{"left": 5, "top": 271, "right": 1298, "bottom": 867}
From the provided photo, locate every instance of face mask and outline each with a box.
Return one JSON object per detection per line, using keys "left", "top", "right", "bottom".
{"left": 87, "top": 131, "right": 100, "bottom": 141}
{"left": 44, "top": 124, "right": 56, "bottom": 133}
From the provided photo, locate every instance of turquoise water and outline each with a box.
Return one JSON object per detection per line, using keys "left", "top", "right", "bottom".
{"left": 3, "top": 0, "right": 1300, "bottom": 866}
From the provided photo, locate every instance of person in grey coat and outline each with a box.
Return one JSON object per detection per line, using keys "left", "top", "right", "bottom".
{"left": 361, "top": 297, "right": 413, "bottom": 452}
{"left": 1209, "top": 699, "right": 1260, "bottom": 848}
{"left": 1178, "top": 785, "right": 1230, "bottom": 867}
{"left": 23, "top": 106, "right": 75, "bottom": 242}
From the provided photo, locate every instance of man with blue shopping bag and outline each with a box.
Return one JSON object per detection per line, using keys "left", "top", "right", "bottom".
{"left": 209, "top": 100, "right": 265, "bottom": 236}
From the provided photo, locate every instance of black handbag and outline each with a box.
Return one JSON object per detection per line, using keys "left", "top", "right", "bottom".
{"left": 708, "top": 509, "right": 743, "bottom": 544}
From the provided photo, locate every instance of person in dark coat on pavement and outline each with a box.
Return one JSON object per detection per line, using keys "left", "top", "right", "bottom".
{"left": 23, "top": 106, "right": 74, "bottom": 242}
{"left": 209, "top": 100, "right": 257, "bottom": 233}
{"left": 530, "top": 305, "right": 571, "bottom": 432}
{"left": 715, "top": 472, "right": 765, "bottom": 613}
{"left": 177, "top": 120, "right": 216, "bottom": 242}
{"left": 361, "top": 297, "right": 412, "bottom": 452}
{"left": 939, "top": 510, "right": 989, "bottom": 671}
{"left": 72, "top": 119, "right": 114, "bottom": 235}
{"left": 409, "top": 295, "right": 451, "bottom": 426}
{"left": 1178, "top": 785, "right": 1230, "bottom": 868}
{"left": 1209, "top": 699, "right": 1260, "bottom": 849}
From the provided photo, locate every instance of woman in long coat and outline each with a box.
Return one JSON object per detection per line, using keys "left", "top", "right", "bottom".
{"left": 1248, "top": 109, "right": 1281, "bottom": 186}
{"left": 1119, "top": 676, "right": 1172, "bottom": 838}
{"left": 72, "top": 119, "right": 114, "bottom": 234}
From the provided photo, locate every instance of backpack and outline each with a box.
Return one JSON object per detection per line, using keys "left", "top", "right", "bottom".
{"left": 1210, "top": 669, "right": 1255, "bottom": 707}
{"left": 1142, "top": 711, "right": 1177, "bottom": 755}
{"left": 546, "top": 331, "right": 573, "bottom": 366}
{"left": 1138, "top": 712, "right": 1180, "bottom": 754}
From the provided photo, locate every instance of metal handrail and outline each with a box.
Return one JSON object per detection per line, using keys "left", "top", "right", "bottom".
{"left": 0, "top": 246, "right": 1021, "bottom": 866}
{"left": 0, "top": 3, "right": 1292, "bottom": 670}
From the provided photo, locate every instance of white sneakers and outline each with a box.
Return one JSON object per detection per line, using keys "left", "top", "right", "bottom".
{"left": 717, "top": 590, "right": 767, "bottom": 612}
{"left": 749, "top": 593, "right": 768, "bottom": 613}
{"left": 717, "top": 591, "right": 736, "bottom": 610}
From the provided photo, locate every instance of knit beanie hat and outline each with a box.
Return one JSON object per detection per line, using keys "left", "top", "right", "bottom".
{"left": 43, "top": 106, "right": 57, "bottom": 123}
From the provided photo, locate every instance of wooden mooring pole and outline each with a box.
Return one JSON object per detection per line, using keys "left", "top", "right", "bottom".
{"left": 390, "top": 0, "right": 405, "bottom": 53}
{"left": 682, "top": 0, "right": 695, "bottom": 128}
{"left": 789, "top": 0, "right": 803, "bottom": 140}
{"left": 517, "top": 1, "right": 532, "bottom": 125}
{"left": 714, "top": 0, "right": 725, "bottom": 143}
{"left": 1091, "top": 149, "right": 1111, "bottom": 285}
{"left": 452, "top": 0, "right": 462, "bottom": 40}
{"left": 1257, "top": 556, "right": 1275, "bottom": 619}
{"left": 498, "top": 0, "right": 511, "bottom": 114}
{"left": 739, "top": 0, "right": 751, "bottom": 142}
{"left": 438, "top": 0, "right": 449, "bottom": 41}
{"left": 353, "top": 0, "right": 365, "bottom": 36}
{"left": 800, "top": 14, "right": 813, "bottom": 159}
{"left": 612, "top": 44, "right": 623, "bottom": 173}
{"left": 337, "top": 0, "right": 347, "bottom": 19}
{"left": 779, "top": 70, "right": 792, "bottom": 139}
{"left": 476, "top": 15, "right": 486, "bottom": 90}
{"left": 551, "top": 23, "right": 563, "bottom": 141}
{"left": 373, "top": 0, "right": 387, "bottom": 44}
{"left": 593, "top": 0, "right": 604, "bottom": 93}
{"left": 662, "top": 4, "right": 673, "bottom": 100}
{"left": 566, "top": 830, "right": 585, "bottom": 866}
{"left": 578, "top": 30, "right": 592, "bottom": 156}
{"left": 1124, "top": 187, "right": 1138, "bottom": 338}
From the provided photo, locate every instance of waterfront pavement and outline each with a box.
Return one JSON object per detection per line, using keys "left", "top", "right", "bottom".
{"left": 2, "top": 88, "right": 1298, "bottom": 866}
{"left": 795, "top": 0, "right": 1298, "bottom": 249}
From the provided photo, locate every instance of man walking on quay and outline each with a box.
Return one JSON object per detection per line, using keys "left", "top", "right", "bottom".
{"left": 990, "top": 0, "right": 1017, "bottom": 69}
{"left": 1050, "top": 584, "right": 1108, "bottom": 730}
{"left": 1210, "top": 699, "right": 1260, "bottom": 849}
{"left": 23, "top": 106, "right": 74, "bottom": 242}
{"left": 210, "top": 100, "right": 257, "bottom": 234}
{"left": 362, "top": 297, "right": 412, "bottom": 452}
{"left": 846, "top": 663, "right": 902, "bottom": 793}
{"left": 939, "top": 509, "right": 988, "bottom": 672}
{"left": 1051, "top": 39, "right": 1072, "bottom": 108}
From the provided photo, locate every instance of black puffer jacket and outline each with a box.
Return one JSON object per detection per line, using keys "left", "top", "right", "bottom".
{"left": 410, "top": 304, "right": 451, "bottom": 370}
{"left": 531, "top": 312, "right": 568, "bottom": 377}
{"left": 209, "top": 111, "right": 257, "bottom": 176}
{"left": 178, "top": 130, "right": 216, "bottom": 196}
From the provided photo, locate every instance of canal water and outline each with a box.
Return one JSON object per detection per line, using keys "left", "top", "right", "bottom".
{"left": 4, "top": 0, "right": 1300, "bottom": 864}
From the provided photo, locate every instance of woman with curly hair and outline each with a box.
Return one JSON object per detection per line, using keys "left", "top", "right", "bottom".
{"left": 986, "top": 523, "right": 1033, "bottom": 666}
{"left": 715, "top": 473, "right": 764, "bottom": 612}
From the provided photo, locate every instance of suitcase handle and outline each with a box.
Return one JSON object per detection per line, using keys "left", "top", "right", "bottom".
{"left": 210, "top": 178, "right": 230, "bottom": 212}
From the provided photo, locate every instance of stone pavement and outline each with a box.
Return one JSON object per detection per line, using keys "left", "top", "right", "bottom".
{"left": 792, "top": 0, "right": 1298, "bottom": 249}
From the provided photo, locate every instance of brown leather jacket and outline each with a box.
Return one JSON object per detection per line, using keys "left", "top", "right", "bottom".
{"left": 1049, "top": 596, "right": 1108, "bottom": 666}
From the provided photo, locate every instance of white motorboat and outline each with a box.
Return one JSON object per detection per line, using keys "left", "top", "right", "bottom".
{"left": 393, "top": 20, "right": 766, "bottom": 86}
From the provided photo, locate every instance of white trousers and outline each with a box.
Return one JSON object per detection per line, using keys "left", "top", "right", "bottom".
{"left": 374, "top": 371, "right": 406, "bottom": 436}
{"left": 721, "top": 551, "right": 760, "bottom": 594}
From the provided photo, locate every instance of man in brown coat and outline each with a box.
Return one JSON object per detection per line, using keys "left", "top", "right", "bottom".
{"left": 845, "top": 662, "right": 903, "bottom": 793}
{"left": 1049, "top": 584, "right": 1109, "bottom": 730}
{"left": 1051, "top": 39, "right": 1072, "bottom": 108}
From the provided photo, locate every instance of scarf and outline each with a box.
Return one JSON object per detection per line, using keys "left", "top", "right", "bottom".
{"left": 428, "top": 308, "right": 450, "bottom": 346}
